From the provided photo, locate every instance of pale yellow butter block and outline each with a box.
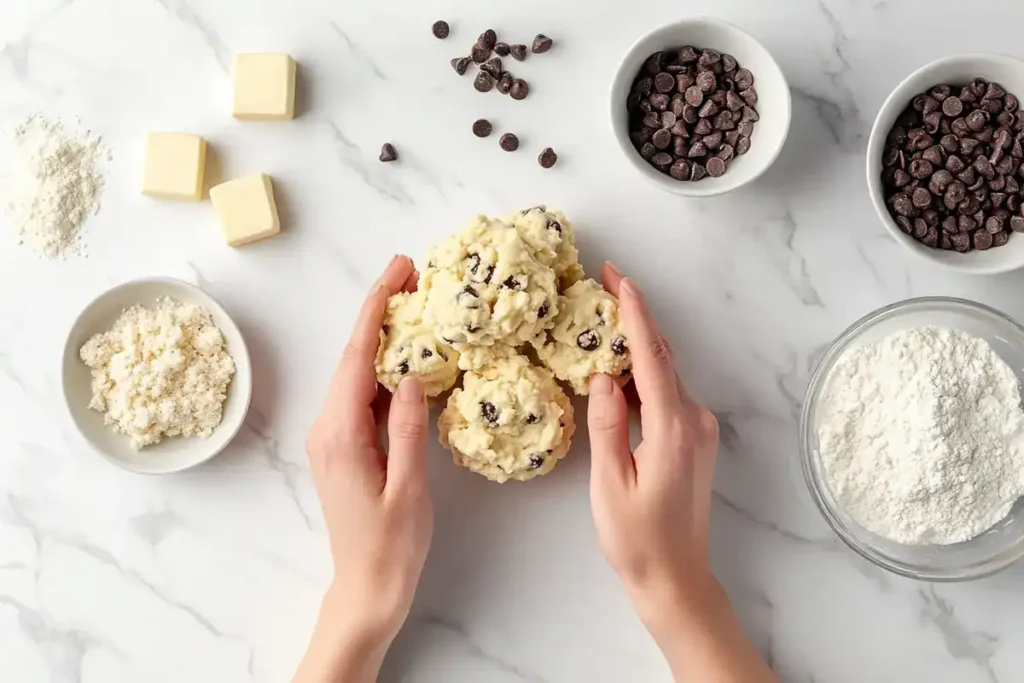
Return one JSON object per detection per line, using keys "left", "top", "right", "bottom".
{"left": 209, "top": 174, "right": 281, "bottom": 247}
{"left": 233, "top": 53, "right": 296, "bottom": 120}
{"left": 142, "top": 132, "right": 207, "bottom": 201}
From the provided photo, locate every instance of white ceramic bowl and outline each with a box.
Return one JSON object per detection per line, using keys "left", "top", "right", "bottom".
{"left": 610, "top": 17, "right": 792, "bottom": 197}
{"left": 867, "top": 54, "right": 1024, "bottom": 274}
{"left": 62, "top": 277, "right": 253, "bottom": 474}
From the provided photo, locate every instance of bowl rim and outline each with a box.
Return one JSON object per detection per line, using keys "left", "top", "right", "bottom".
{"left": 61, "top": 276, "right": 253, "bottom": 475}
{"left": 799, "top": 295, "right": 1024, "bottom": 581}
{"left": 608, "top": 16, "right": 792, "bottom": 198}
{"left": 865, "top": 52, "right": 1024, "bottom": 275}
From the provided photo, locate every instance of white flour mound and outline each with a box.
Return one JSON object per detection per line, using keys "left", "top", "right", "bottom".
{"left": 817, "top": 325, "right": 1024, "bottom": 545}
{"left": 80, "top": 298, "right": 236, "bottom": 450}
{"left": 5, "top": 115, "right": 109, "bottom": 259}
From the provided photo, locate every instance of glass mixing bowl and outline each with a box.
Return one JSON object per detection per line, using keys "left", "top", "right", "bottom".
{"left": 800, "top": 297, "right": 1024, "bottom": 581}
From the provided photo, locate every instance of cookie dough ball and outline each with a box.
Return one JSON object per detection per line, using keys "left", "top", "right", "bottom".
{"left": 532, "top": 279, "right": 632, "bottom": 395}
{"left": 455, "top": 341, "right": 518, "bottom": 372}
{"left": 504, "top": 206, "right": 584, "bottom": 291}
{"left": 375, "top": 291, "right": 461, "bottom": 397}
{"left": 439, "top": 355, "right": 575, "bottom": 483}
{"left": 421, "top": 216, "right": 559, "bottom": 348}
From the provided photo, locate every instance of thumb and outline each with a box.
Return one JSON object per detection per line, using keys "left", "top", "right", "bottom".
{"left": 588, "top": 374, "right": 634, "bottom": 485}
{"left": 386, "top": 376, "right": 429, "bottom": 492}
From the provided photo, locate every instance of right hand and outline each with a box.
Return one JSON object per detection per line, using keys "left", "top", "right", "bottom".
{"left": 587, "top": 262, "right": 721, "bottom": 627}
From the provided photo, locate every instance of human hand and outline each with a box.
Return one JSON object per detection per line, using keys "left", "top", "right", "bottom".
{"left": 296, "top": 255, "right": 433, "bottom": 683}
{"left": 587, "top": 262, "right": 720, "bottom": 618}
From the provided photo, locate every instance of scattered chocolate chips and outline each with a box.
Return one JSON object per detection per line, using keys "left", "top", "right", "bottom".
{"left": 379, "top": 143, "right": 398, "bottom": 162}
{"left": 627, "top": 46, "right": 757, "bottom": 181}
{"left": 481, "top": 57, "right": 502, "bottom": 78}
{"left": 532, "top": 34, "right": 553, "bottom": 54}
{"left": 881, "top": 78, "right": 1024, "bottom": 252}
{"left": 538, "top": 147, "right": 557, "bottom": 168}
{"left": 510, "top": 44, "right": 528, "bottom": 61}
{"left": 451, "top": 56, "right": 471, "bottom": 76}
{"left": 500, "top": 132, "right": 520, "bottom": 151}
{"left": 472, "top": 118, "right": 493, "bottom": 138}
{"left": 494, "top": 42, "right": 511, "bottom": 57}
{"left": 478, "top": 29, "right": 497, "bottom": 51}
{"left": 496, "top": 71, "right": 514, "bottom": 94}
{"left": 432, "top": 20, "right": 450, "bottom": 40}
{"left": 471, "top": 45, "right": 490, "bottom": 64}
{"left": 510, "top": 78, "right": 530, "bottom": 100}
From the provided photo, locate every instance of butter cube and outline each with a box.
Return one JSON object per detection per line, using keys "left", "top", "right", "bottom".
{"left": 209, "top": 174, "right": 281, "bottom": 247}
{"left": 233, "top": 53, "right": 296, "bottom": 120}
{"left": 142, "top": 132, "right": 207, "bottom": 201}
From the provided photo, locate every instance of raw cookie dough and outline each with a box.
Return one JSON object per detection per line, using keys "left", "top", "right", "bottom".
{"left": 421, "top": 216, "right": 559, "bottom": 348}
{"left": 455, "top": 341, "right": 518, "bottom": 372}
{"left": 375, "top": 291, "right": 461, "bottom": 397}
{"left": 439, "top": 355, "right": 575, "bottom": 483}
{"left": 504, "top": 206, "right": 584, "bottom": 291}
{"left": 532, "top": 278, "right": 632, "bottom": 395}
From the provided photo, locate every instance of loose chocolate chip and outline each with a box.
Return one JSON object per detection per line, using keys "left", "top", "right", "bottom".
{"left": 472, "top": 45, "right": 491, "bottom": 64}
{"left": 661, "top": 111, "right": 677, "bottom": 129}
{"left": 379, "top": 143, "right": 398, "bottom": 162}
{"left": 704, "top": 130, "right": 723, "bottom": 150}
{"left": 652, "top": 128, "right": 672, "bottom": 149}
{"left": 699, "top": 100, "right": 720, "bottom": 119}
{"left": 986, "top": 215, "right": 1006, "bottom": 233}
{"left": 472, "top": 119, "right": 492, "bottom": 137}
{"left": 706, "top": 156, "right": 727, "bottom": 177}
{"left": 538, "top": 147, "right": 558, "bottom": 168}
{"left": 687, "top": 141, "right": 708, "bottom": 158}
{"left": 496, "top": 71, "right": 514, "bottom": 94}
{"left": 474, "top": 71, "right": 494, "bottom": 92}
{"left": 481, "top": 57, "right": 502, "bottom": 78}
{"left": 684, "top": 85, "right": 704, "bottom": 107}
{"left": 696, "top": 71, "right": 716, "bottom": 93}
{"left": 511, "top": 44, "right": 528, "bottom": 61}
{"left": 922, "top": 145, "right": 944, "bottom": 166}
{"left": 908, "top": 159, "right": 934, "bottom": 179}
{"left": 481, "top": 401, "right": 499, "bottom": 425}
{"left": 499, "top": 133, "right": 519, "bottom": 151}
{"left": 974, "top": 230, "right": 995, "bottom": 250}
{"left": 494, "top": 42, "right": 510, "bottom": 57}
{"left": 967, "top": 110, "right": 989, "bottom": 132}
{"left": 478, "top": 29, "right": 497, "bottom": 51}
{"left": 643, "top": 111, "right": 660, "bottom": 129}
{"left": 942, "top": 96, "right": 964, "bottom": 117}
{"left": 678, "top": 46, "right": 699, "bottom": 63}
{"left": 912, "top": 187, "right": 932, "bottom": 208}
{"left": 577, "top": 330, "right": 601, "bottom": 350}
{"left": 532, "top": 34, "right": 553, "bottom": 54}
{"left": 891, "top": 192, "right": 914, "bottom": 217}
{"left": 736, "top": 137, "right": 751, "bottom": 155}
{"left": 651, "top": 152, "right": 673, "bottom": 169}
{"left": 690, "top": 163, "right": 707, "bottom": 181}
{"left": 695, "top": 118, "right": 713, "bottom": 136}
{"left": 734, "top": 68, "right": 754, "bottom": 90}
{"left": 451, "top": 56, "right": 471, "bottom": 75}
{"left": 722, "top": 53, "right": 738, "bottom": 72}
{"left": 510, "top": 79, "right": 530, "bottom": 100}
{"left": 432, "top": 20, "right": 450, "bottom": 39}
{"left": 639, "top": 143, "right": 656, "bottom": 160}
{"left": 529, "top": 454, "right": 545, "bottom": 470}
{"left": 654, "top": 72, "right": 675, "bottom": 93}
{"left": 650, "top": 93, "right": 669, "bottom": 111}
{"left": 673, "top": 136, "right": 688, "bottom": 157}
{"left": 1012, "top": 216, "right": 1024, "bottom": 232}
{"left": 670, "top": 160, "right": 691, "bottom": 180}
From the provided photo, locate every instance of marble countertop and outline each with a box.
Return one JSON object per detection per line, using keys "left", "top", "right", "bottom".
{"left": 3, "top": 0, "right": 1024, "bottom": 681}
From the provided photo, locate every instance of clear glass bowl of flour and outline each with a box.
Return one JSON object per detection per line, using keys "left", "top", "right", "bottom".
{"left": 800, "top": 297, "right": 1024, "bottom": 581}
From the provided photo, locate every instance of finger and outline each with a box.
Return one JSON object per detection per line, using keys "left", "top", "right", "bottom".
{"left": 402, "top": 269, "right": 419, "bottom": 293}
{"left": 618, "top": 278, "right": 683, "bottom": 415}
{"left": 331, "top": 256, "right": 415, "bottom": 416}
{"left": 386, "top": 376, "right": 429, "bottom": 494}
{"left": 588, "top": 374, "right": 635, "bottom": 486}
{"left": 602, "top": 261, "right": 624, "bottom": 297}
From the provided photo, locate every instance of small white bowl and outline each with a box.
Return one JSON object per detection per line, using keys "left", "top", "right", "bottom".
{"left": 62, "top": 277, "right": 253, "bottom": 474}
{"left": 609, "top": 17, "right": 792, "bottom": 197}
{"left": 867, "top": 54, "right": 1024, "bottom": 274}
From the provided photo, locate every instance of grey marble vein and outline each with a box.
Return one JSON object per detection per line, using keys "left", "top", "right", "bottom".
{"left": 129, "top": 507, "right": 184, "bottom": 547}
{"left": 918, "top": 587, "right": 1001, "bottom": 683}
{"left": 323, "top": 120, "right": 415, "bottom": 205}
{"left": 153, "top": 0, "right": 230, "bottom": 71}
{"left": 243, "top": 406, "right": 315, "bottom": 531}
{"left": 329, "top": 21, "right": 386, "bottom": 80}
{"left": 747, "top": 210, "right": 824, "bottom": 309}
{"left": 811, "top": 0, "right": 864, "bottom": 150}
{"left": 414, "top": 612, "right": 549, "bottom": 683}
{"left": 713, "top": 491, "right": 838, "bottom": 549}
{"left": 0, "top": 595, "right": 115, "bottom": 683}
{"left": 713, "top": 410, "right": 743, "bottom": 452}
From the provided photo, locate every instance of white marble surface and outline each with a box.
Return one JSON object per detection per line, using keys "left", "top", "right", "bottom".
{"left": 4, "top": 0, "right": 1024, "bottom": 681}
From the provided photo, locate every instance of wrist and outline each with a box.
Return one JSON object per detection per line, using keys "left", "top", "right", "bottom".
{"left": 625, "top": 568, "right": 724, "bottom": 639}
{"left": 295, "top": 586, "right": 394, "bottom": 683}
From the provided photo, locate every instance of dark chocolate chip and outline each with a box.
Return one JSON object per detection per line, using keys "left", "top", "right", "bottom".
{"left": 651, "top": 152, "right": 673, "bottom": 169}
{"left": 510, "top": 44, "right": 528, "bottom": 61}
{"left": 655, "top": 72, "right": 675, "bottom": 93}
{"left": 526, "top": 413, "right": 539, "bottom": 425}
{"left": 472, "top": 119, "right": 492, "bottom": 138}
{"left": 451, "top": 56, "right": 471, "bottom": 75}
{"left": 471, "top": 45, "right": 490, "bottom": 64}
{"left": 529, "top": 453, "right": 545, "bottom": 470}
{"left": 379, "top": 143, "right": 398, "bottom": 162}
{"left": 577, "top": 330, "right": 601, "bottom": 351}
{"left": 432, "top": 20, "right": 450, "bottom": 39}
{"left": 510, "top": 79, "right": 530, "bottom": 100}
{"left": 496, "top": 71, "right": 514, "bottom": 94}
{"left": 537, "top": 301, "right": 550, "bottom": 319}
{"left": 494, "top": 42, "right": 510, "bottom": 57}
{"left": 652, "top": 128, "right": 672, "bottom": 149}
{"left": 478, "top": 29, "right": 497, "bottom": 51}
{"left": 706, "top": 156, "right": 727, "bottom": 177}
{"left": 538, "top": 148, "right": 558, "bottom": 169}
{"left": 481, "top": 401, "right": 499, "bottom": 425}
{"left": 474, "top": 71, "right": 494, "bottom": 92}
{"left": 532, "top": 34, "right": 553, "bottom": 54}
{"left": 611, "top": 336, "right": 628, "bottom": 356}
{"left": 499, "top": 133, "right": 519, "bottom": 151}
{"left": 421, "top": 348, "right": 434, "bottom": 359}
{"left": 397, "top": 360, "right": 409, "bottom": 375}
{"left": 670, "top": 160, "right": 691, "bottom": 180}
{"left": 481, "top": 57, "right": 502, "bottom": 78}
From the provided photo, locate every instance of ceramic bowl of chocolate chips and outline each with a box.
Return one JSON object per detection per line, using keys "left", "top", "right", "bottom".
{"left": 611, "top": 17, "right": 791, "bottom": 197}
{"left": 868, "top": 54, "right": 1024, "bottom": 274}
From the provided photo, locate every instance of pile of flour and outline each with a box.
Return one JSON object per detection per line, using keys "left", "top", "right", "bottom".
{"left": 5, "top": 115, "right": 109, "bottom": 259}
{"left": 817, "top": 325, "right": 1024, "bottom": 545}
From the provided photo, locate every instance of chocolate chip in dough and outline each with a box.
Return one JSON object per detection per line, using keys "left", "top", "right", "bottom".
{"left": 577, "top": 330, "right": 601, "bottom": 350}
{"left": 481, "top": 401, "right": 499, "bottom": 425}
{"left": 611, "top": 336, "right": 628, "bottom": 356}
{"left": 529, "top": 453, "right": 545, "bottom": 469}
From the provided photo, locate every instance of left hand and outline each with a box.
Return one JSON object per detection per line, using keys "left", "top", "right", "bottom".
{"left": 296, "top": 255, "right": 433, "bottom": 683}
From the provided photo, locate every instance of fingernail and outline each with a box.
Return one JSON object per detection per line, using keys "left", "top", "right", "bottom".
{"left": 605, "top": 261, "right": 623, "bottom": 277}
{"left": 397, "top": 376, "right": 423, "bottom": 402}
{"left": 590, "top": 374, "right": 614, "bottom": 395}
